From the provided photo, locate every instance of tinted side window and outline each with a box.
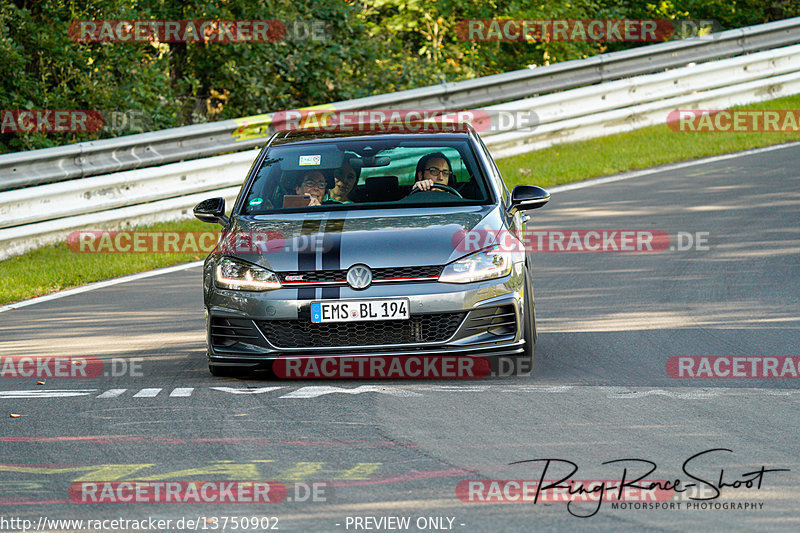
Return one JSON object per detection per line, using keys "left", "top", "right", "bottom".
{"left": 474, "top": 134, "right": 509, "bottom": 204}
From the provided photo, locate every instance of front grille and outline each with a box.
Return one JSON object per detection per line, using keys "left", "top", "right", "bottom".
{"left": 464, "top": 305, "right": 517, "bottom": 336}
{"left": 278, "top": 266, "right": 442, "bottom": 284}
{"left": 374, "top": 266, "right": 442, "bottom": 279}
{"left": 257, "top": 312, "right": 465, "bottom": 348}
{"left": 210, "top": 317, "right": 263, "bottom": 349}
{"left": 279, "top": 270, "right": 344, "bottom": 283}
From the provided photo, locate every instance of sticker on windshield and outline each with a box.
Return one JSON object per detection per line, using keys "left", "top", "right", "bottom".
{"left": 299, "top": 155, "right": 321, "bottom": 166}
{"left": 249, "top": 197, "right": 264, "bottom": 206}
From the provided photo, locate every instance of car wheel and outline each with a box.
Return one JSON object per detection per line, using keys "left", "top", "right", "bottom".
{"left": 520, "top": 263, "right": 536, "bottom": 375}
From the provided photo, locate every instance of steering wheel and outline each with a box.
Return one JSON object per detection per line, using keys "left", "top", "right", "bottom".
{"left": 409, "top": 183, "right": 463, "bottom": 198}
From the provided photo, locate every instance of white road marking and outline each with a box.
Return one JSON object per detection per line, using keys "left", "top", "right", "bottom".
{"left": 209, "top": 386, "right": 285, "bottom": 394}
{"left": 96, "top": 388, "right": 126, "bottom": 398}
{"left": 0, "top": 389, "right": 97, "bottom": 398}
{"left": 279, "top": 385, "right": 423, "bottom": 399}
{"left": 132, "top": 388, "right": 162, "bottom": 398}
{"left": 0, "top": 385, "right": 796, "bottom": 401}
{"left": 4, "top": 139, "right": 800, "bottom": 314}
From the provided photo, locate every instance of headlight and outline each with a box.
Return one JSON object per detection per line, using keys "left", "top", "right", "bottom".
{"left": 438, "top": 245, "right": 512, "bottom": 284}
{"left": 215, "top": 257, "right": 281, "bottom": 291}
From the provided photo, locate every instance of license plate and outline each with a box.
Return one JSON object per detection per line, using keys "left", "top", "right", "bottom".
{"left": 311, "top": 299, "right": 410, "bottom": 323}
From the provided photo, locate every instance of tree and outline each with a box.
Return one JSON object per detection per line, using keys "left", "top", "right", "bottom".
{"left": 1, "top": 0, "right": 796, "bottom": 153}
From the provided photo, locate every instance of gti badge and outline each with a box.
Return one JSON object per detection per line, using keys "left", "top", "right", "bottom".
{"left": 346, "top": 264, "right": 372, "bottom": 290}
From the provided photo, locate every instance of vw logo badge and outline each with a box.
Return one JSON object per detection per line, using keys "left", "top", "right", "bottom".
{"left": 346, "top": 264, "right": 372, "bottom": 290}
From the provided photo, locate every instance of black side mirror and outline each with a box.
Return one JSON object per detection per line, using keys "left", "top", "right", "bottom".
{"left": 194, "top": 197, "right": 229, "bottom": 225}
{"left": 510, "top": 185, "right": 550, "bottom": 211}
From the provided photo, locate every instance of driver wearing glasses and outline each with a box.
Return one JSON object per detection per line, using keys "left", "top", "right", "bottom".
{"left": 410, "top": 152, "right": 456, "bottom": 193}
{"left": 294, "top": 170, "right": 328, "bottom": 206}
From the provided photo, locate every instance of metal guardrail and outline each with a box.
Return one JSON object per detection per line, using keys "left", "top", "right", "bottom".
{"left": 1, "top": 19, "right": 800, "bottom": 260}
{"left": 481, "top": 44, "right": 800, "bottom": 158}
{"left": 0, "top": 150, "right": 258, "bottom": 229}
{"left": 5, "top": 44, "right": 796, "bottom": 231}
{"left": 2, "top": 17, "right": 800, "bottom": 192}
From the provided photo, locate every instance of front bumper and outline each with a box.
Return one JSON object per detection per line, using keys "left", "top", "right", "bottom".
{"left": 204, "top": 269, "right": 526, "bottom": 369}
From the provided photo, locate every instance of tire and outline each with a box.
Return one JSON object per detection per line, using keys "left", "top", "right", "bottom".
{"left": 520, "top": 263, "right": 536, "bottom": 375}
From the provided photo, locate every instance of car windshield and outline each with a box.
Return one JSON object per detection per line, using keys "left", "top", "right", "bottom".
{"left": 239, "top": 138, "right": 493, "bottom": 214}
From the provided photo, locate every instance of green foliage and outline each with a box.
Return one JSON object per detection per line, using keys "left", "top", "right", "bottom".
{"left": 1, "top": 0, "right": 796, "bottom": 153}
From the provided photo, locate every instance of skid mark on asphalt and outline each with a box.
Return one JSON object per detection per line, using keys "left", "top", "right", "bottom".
{"left": 0, "top": 461, "right": 385, "bottom": 484}
{"left": 598, "top": 387, "right": 720, "bottom": 399}
{"left": 498, "top": 385, "right": 573, "bottom": 392}
{"left": 0, "top": 436, "right": 409, "bottom": 447}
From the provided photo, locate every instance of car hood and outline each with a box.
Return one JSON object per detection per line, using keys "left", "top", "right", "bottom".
{"left": 222, "top": 205, "right": 505, "bottom": 272}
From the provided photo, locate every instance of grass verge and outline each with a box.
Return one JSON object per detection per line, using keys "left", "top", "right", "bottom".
{"left": 495, "top": 94, "right": 800, "bottom": 189}
{"left": 0, "top": 218, "right": 212, "bottom": 305}
{"left": 2, "top": 94, "right": 799, "bottom": 305}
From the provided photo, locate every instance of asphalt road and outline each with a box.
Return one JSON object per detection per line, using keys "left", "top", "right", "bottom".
{"left": 1, "top": 143, "right": 799, "bottom": 532}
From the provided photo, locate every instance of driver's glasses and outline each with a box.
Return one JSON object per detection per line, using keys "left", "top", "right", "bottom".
{"left": 425, "top": 167, "right": 454, "bottom": 179}
{"left": 301, "top": 179, "right": 326, "bottom": 190}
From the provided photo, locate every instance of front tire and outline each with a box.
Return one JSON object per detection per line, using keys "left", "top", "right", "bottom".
{"left": 520, "top": 264, "right": 536, "bottom": 375}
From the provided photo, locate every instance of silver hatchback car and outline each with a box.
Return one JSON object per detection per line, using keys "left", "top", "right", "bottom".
{"left": 194, "top": 125, "right": 549, "bottom": 377}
